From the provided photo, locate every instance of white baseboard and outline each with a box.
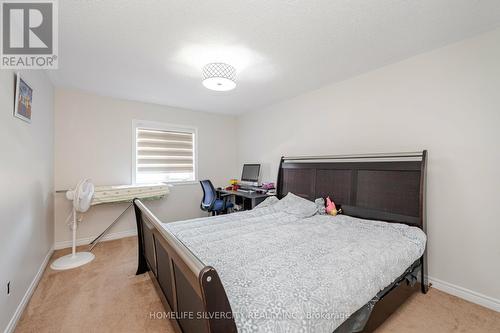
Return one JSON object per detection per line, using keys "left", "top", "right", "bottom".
{"left": 428, "top": 276, "right": 500, "bottom": 312}
{"left": 4, "top": 246, "right": 54, "bottom": 333}
{"left": 54, "top": 229, "right": 137, "bottom": 250}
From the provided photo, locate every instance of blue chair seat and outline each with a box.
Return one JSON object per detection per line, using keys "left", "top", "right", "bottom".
{"left": 213, "top": 199, "right": 234, "bottom": 211}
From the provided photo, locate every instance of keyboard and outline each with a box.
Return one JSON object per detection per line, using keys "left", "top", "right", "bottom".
{"left": 238, "top": 186, "right": 267, "bottom": 193}
{"left": 236, "top": 188, "right": 253, "bottom": 193}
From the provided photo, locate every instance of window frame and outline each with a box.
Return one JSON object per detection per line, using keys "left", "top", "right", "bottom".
{"left": 132, "top": 120, "right": 198, "bottom": 185}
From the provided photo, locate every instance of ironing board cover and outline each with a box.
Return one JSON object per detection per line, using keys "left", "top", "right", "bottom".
{"left": 91, "top": 184, "right": 169, "bottom": 205}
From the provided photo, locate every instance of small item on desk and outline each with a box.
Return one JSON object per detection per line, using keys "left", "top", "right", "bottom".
{"left": 261, "top": 182, "right": 275, "bottom": 190}
{"left": 226, "top": 179, "right": 240, "bottom": 191}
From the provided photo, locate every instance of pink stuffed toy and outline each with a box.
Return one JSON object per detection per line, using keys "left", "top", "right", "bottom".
{"left": 325, "top": 196, "right": 338, "bottom": 216}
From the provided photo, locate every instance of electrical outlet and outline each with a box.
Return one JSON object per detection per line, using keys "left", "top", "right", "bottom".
{"left": 7, "top": 281, "right": 10, "bottom": 295}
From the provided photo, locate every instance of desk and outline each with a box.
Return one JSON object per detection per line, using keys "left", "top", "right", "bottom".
{"left": 217, "top": 189, "right": 273, "bottom": 211}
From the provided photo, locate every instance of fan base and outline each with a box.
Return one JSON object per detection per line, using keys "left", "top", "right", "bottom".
{"left": 50, "top": 252, "right": 95, "bottom": 270}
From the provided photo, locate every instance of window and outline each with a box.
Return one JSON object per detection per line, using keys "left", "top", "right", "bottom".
{"left": 133, "top": 121, "right": 197, "bottom": 184}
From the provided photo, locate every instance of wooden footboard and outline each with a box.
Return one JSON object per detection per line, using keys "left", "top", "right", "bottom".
{"left": 133, "top": 199, "right": 237, "bottom": 333}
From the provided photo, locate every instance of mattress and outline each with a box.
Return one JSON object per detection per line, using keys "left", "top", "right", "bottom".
{"left": 163, "top": 196, "right": 426, "bottom": 333}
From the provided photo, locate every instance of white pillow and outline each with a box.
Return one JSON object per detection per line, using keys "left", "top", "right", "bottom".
{"left": 254, "top": 196, "right": 279, "bottom": 209}
{"left": 273, "top": 192, "right": 318, "bottom": 218}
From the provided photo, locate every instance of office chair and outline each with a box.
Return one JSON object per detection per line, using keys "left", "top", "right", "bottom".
{"left": 200, "top": 180, "right": 234, "bottom": 216}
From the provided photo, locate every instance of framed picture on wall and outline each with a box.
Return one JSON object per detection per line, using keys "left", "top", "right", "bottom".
{"left": 14, "top": 74, "right": 33, "bottom": 123}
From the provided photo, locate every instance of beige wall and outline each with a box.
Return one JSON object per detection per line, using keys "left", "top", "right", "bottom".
{"left": 54, "top": 89, "right": 238, "bottom": 247}
{"left": 237, "top": 29, "right": 500, "bottom": 305}
{"left": 0, "top": 70, "right": 54, "bottom": 332}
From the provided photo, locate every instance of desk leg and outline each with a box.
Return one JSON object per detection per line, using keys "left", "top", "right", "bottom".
{"left": 242, "top": 197, "right": 252, "bottom": 211}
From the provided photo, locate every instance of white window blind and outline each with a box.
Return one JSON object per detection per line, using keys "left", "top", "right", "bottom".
{"left": 134, "top": 126, "right": 196, "bottom": 184}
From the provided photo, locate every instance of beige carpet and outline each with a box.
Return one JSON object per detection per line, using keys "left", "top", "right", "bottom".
{"left": 15, "top": 237, "right": 500, "bottom": 333}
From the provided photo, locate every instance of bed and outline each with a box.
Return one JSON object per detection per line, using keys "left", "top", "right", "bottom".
{"left": 133, "top": 151, "right": 428, "bottom": 333}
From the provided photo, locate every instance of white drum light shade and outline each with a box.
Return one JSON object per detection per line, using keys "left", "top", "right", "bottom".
{"left": 202, "top": 63, "right": 236, "bottom": 91}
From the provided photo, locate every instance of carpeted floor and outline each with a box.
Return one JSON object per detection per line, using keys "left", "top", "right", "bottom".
{"left": 15, "top": 237, "right": 500, "bottom": 333}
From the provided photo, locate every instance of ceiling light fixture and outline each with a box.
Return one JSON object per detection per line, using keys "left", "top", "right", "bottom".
{"left": 202, "top": 63, "right": 236, "bottom": 91}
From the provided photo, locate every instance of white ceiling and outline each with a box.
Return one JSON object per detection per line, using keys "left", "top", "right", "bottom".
{"left": 48, "top": 0, "right": 500, "bottom": 114}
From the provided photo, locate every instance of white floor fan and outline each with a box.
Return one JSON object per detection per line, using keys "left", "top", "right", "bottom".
{"left": 51, "top": 179, "right": 96, "bottom": 270}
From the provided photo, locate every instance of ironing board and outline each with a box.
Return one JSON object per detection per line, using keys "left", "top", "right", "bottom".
{"left": 91, "top": 184, "right": 169, "bottom": 205}
{"left": 86, "top": 184, "right": 169, "bottom": 250}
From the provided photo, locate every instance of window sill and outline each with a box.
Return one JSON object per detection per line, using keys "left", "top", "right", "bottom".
{"left": 163, "top": 180, "right": 199, "bottom": 186}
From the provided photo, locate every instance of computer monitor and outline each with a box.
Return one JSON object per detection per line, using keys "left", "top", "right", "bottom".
{"left": 241, "top": 164, "right": 260, "bottom": 186}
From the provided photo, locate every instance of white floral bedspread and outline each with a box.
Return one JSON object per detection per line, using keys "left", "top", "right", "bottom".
{"left": 163, "top": 195, "right": 426, "bottom": 333}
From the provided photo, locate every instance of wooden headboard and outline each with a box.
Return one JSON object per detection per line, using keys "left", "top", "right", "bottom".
{"left": 276, "top": 151, "right": 427, "bottom": 229}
